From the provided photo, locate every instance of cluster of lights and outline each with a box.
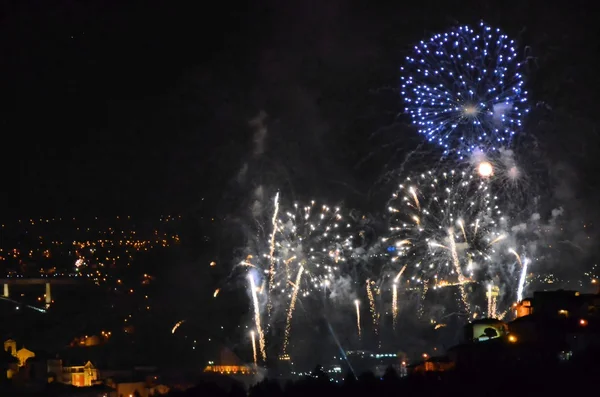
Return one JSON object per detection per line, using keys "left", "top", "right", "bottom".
{"left": 0, "top": 217, "right": 180, "bottom": 284}
{"left": 0, "top": 216, "right": 181, "bottom": 325}
{"left": 400, "top": 21, "right": 528, "bottom": 155}
{"left": 387, "top": 167, "right": 502, "bottom": 287}
{"left": 247, "top": 198, "right": 361, "bottom": 363}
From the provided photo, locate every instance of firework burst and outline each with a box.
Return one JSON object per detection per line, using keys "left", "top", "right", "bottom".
{"left": 400, "top": 21, "right": 528, "bottom": 155}
{"left": 387, "top": 166, "right": 508, "bottom": 313}
{"left": 243, "top": 195, "right": 362, "bottom": 360}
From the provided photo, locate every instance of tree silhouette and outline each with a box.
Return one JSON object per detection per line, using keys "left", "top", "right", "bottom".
{"left": 483, "top": 327, "right": 498, "bottom": 339}
{"left": 0, "top": 349, "right": 18, "bottom": 384}
{"left": 310, "top": 364, "right": 327, "bottom": 381}
{"left": 343, "top": 370, "right": 357, "bottom": 385}
{"left": 383, "top": 365, "right": 400, "bottom": 382}
{"left": 228, "top": 382, "right": 246, "bottom": 397}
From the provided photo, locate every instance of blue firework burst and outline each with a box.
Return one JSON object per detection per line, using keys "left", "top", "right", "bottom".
{"left": 400, "top": 22, "right": 529, "bottom": 155}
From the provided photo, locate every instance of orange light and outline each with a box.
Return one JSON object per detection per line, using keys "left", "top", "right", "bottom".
{"left": 580, "top": 319, "right": 588, "bottom": 326}
{"left": 422, "top": 353, "right": 428, "bottom": 359}
{"left": 508, "top": 335, "right": 517, "bottom": 343}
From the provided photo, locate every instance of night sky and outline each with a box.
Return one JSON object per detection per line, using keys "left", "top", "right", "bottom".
{"left": 4, "top": 1, "right": 600, "bottom": 242}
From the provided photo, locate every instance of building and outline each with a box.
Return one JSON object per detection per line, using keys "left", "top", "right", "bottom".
{"left": 47, "top": 358, "right": 99, "bottom": 387}
{"left": 509, "top": 289, "right": 600, "bottom": 356}
{"left": 3, "top": 339, "right": 35, "bottom": 379}
{"left": 462, "top": 318, "right": 509, "bottom": 343}
{"left": 4, "top": 339, "right": 35, "bottom": 368}
{"left": 104, "top": 377, "right": 149, "bottom": 397}
{"left": 407, "top": 355, "right": 454, "bottom": 374}
{"left": 203, "top": 347, "right": 262, "bottom": 390}
{"left": 443, "top": 288, "right": 600, "bottom": 372}
{"left": 515, "top": 290, "right": 600, "bottom": 320}
{"left": 203, "top": 348, "right": 256, "bottom": 376}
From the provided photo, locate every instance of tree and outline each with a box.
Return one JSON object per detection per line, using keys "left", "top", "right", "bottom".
{"left": 0, "top": 349, "right": 18, "bottom": 384}
{"left": 483, "top": 327, "right": 498, "bottom": 339}
{"left": 228, "top": 382, "right": 245, "bottom": 397}
{"left": 310, "top": 365, "right": 327, "bottom": 381}
{"left": 382, "top": 365, "right": 400, "bottom": 382}
{"left": 343, "top": 370, "right": 357, "bottom": 386}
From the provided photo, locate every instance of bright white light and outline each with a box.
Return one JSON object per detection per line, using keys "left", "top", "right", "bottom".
{"left": 478, "top": 161, "right": 493, "bottom": 177}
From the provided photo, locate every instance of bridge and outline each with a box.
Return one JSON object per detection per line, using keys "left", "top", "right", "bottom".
{"left": 0, "top": 277, "right": 86, "bottom": 308}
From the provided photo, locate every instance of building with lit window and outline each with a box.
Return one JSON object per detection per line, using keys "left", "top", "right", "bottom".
{"left": 202, "top": 347, "right": 263, "bottom": 389}
{"left": 515, "top": 290, "right": 600, "bottom": 320}
{"left": 47, "top": 359, "right": 99, "bottom": 387}
{"left": 444, "top": 289, "right": 600, "bottom": 371}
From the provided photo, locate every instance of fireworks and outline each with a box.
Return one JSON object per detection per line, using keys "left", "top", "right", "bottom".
{"left": 486, "top": 283, "right": 499, "bottom": 318}
{"left": 248, "top": 273, "right": 266, "bottom": 362}
{"left": 230, "top": 20, "right": 549, "bottom": 361}
{"left": 366, "top": 280, "right": 378, "bottom": 338}
{"left": 267, "top": 192, "right": 280, "bottom": 317}
{"left": 516, "top": 257, "right": 530, "bottom": 303}
{"left": 264, "top": 199, "right": 358, "bottom": 298}
{"left": 282, "top": 266, "right": 304, "bottom": 355}
{"left": 354, "top": 300, "right": 361, "bottom": 338}
{"left": 250, "top": 330, "right": 258, "bottom": 366}
{"left": 477, "top": 161, "right": 494, "bottom": 178}
{"left": 243, "top": 195, "right": 360, "bottom": 362}
{"left": 400, "top": 21, "right": 528, "bottom": 154}
{"left": 388, "top": 167, "right": 504, "bottom": 288}
{"left": 392, "top": 283, "right": 398, "bottom": 330}
{"left": 171, "top": 320, "right": 185, "bottom": 334}
{"left": 469, "top": 148, "right": 528, "bottom": 199}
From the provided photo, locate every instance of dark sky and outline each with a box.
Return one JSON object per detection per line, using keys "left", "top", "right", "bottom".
{"left": 3, "top": 0, "right": 600, "bottom": 219}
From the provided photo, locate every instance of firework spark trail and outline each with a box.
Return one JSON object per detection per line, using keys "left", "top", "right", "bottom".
{"left": 171, "top": 320, "right": 185, "bottom": 334}
{"left": 509, "top": 248, "right": 522, "bottom": 267}
{"left": 418, "top": 280, "right": 429, "bottom": 318}
{"left": 497, "top": 309, "right": 509, "bottom": 321}
{"left": 448, "top": 228, "right": 471, "bottom": 315}
{"left": 486, "top": 284, "right": 499, "bottom": 318}
{"left": 213, "top": 288, "right": 220, "bottom": 298}
{"left": 490, "top": 234, "right": 507, "bottom": 245}
{"left": 267, "top": 192, "right": 280, "bottom": 317}
{"left": 517, "top": 258, "right": 530, "bottom": 303}
{"left": 251, "top": 331, "right": 257, "bottom": 366}
{"left": 241, "top": 255, "right": 257, "bottom": 269}
{"left": 486, "top": 284, "right": 498, "bottom": 318}
{"left": 409, "top": 186, "right": 420, "bottom": 210}
{"left": 458, "top": 219, "right": 467, "bottom": 241}
{"left": 434, "top": 279, "right": 474, "bottom": 289}
{"left": 355, "top": 300, "right": 361, "bottom": 339}
{"left": 282, "top": 266, "right": 304, "bottom": 355}
{"left": 366, "top": 280, "right": 379, "bottom": 343}
{"left": 487, "top": 284, "right": 492, "bottom": 317}
{"left": 394, "top": 264, "right": 408, "bottom": 283}
{"left": 392, "top": 283, "right": 398, "bottom": 331}
{"left": 248, "top": 274, "right": 266, "bottom": 362}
